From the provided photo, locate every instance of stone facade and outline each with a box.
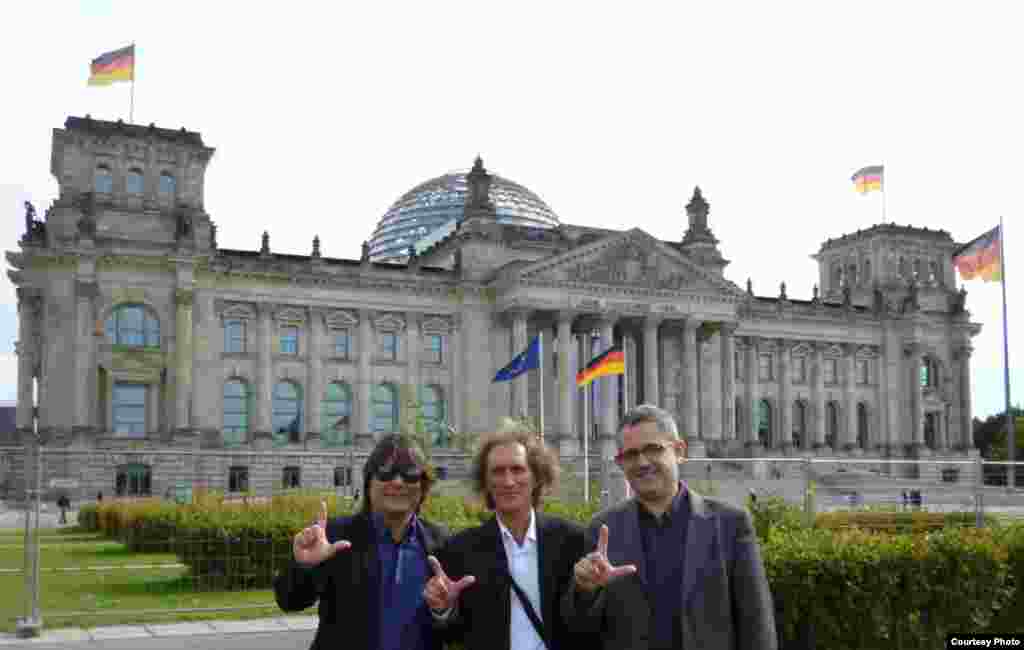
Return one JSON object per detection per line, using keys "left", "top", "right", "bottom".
{"left": 4, "top": 116, "right": 983, "bottom": 499}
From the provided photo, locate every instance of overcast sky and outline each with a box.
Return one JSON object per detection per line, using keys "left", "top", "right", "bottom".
{"left": 0, "top": 1, "right": 1021, "bottom": 421}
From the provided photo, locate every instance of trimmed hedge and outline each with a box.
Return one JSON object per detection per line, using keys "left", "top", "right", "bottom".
{"left": 79, "top": 493, "right": 1024, "bottom": 645}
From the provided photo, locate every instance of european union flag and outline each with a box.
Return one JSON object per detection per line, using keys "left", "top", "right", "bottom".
{"left": 493, "top": 335, "right": 540, "bottom": 382}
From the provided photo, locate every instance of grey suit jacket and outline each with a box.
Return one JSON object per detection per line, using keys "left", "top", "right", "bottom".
{"left": 561, "top": 490, "right": 777, "bottom": 650}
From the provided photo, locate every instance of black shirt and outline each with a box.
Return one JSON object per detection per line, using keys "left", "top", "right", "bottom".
{"left": 637, "top": 482, "right": 690, "bottom": 650}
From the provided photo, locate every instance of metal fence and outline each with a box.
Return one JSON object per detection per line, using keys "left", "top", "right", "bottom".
{"left": 2, "top": 446, "right": 1023, "bottom": 637}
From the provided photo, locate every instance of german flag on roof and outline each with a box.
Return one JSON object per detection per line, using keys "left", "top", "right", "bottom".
{"left": 88, "top": 45, "right": 134, "bottom": 86}
{"left": 576, "top": 346, "right": 624, "bottom": 387}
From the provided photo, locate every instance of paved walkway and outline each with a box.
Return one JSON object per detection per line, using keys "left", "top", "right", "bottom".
{"left": 0, "top": 616, "right": 317, "bottom": 647}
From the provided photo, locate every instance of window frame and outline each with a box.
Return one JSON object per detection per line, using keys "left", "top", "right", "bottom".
{"left": 228, "top": 466, "right": 250, "bottom": 493}
{"left": 332, "top": 329, "right": 351, "bottom": 359}
{"left": 112, "top": 382, "right": 147, "bottom": 437}
{"left": 279, "top": 325, "right": 299, "bottom": 355}
{"left": 372, "top": 383, "right": 398, "bottom": 434}
{"left": 272, "top": 381, "right": 303, "bottom": 443}
{"left": 424, "top": 334, "right": 443, "bottom": 364}
{"left": 322, "top": 382, "right": 353, "bottom": 446}
{"left": 222, "top": 379, "right": 250, "bottom": 444}
{"left": 95, "top": 165, "right": 114, "bottom": 194}
{"left": 126, "top": 169, "right": 144, "bottom": 194}
{"left": 224, "top": 318, "right": 247, "bottom": 354}
{"left": 159, "top": 171, "right": 176, "bottom": 197}
{"left": 106, "top": 304, "right": 161, "bottom": 348}
{"left": 282, "top": 466, "right": 301, "bottom": 489}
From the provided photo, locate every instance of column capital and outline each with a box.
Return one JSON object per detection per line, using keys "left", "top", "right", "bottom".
{"left": 75, "top": 280, "right": 99, "bottom": 299}
{"left": 174, "top": 288, "right": 194, "bottom": 308}
{"left": 719, "top": 321, "right": 739, "bottom": 336}
{"left": 555, "top": 309, "right": 577, "bottom": 325}
{"left": 954, "top": 344, "right": 974, "bottom": 360}
{"left": 643, "top": 314, "right": 664, "bottom": 329}
{"left": 683, "top": 318, "right": 702, "bottom": 333}
{"left": 903, "top": 342, "right": 923, "bottom": 358}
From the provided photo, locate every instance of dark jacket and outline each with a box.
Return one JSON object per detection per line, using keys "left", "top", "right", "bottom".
{"left": 274, "top": 511, "right": 450, "bottom": 650}
{"left": 562, "top": 490, "right": 777, "bottom": 650}
{"left": 433, "top": 512, "right": 590, "bottom": 650}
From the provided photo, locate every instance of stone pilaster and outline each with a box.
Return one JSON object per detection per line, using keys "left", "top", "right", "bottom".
{"left": 254, "top": 303, "right": 273, "bottom": 439}
{"left": 356, "top": 309, "right": 374, "bottom": 448}
{"left": 703, "top": 328, "right": 722, "bottom": 442}
{"left": 812, "top": 342, "right": 826, "bottom": 448}
{"left": 906, "top": 344, "right": 924, "bottom": 446}
{"left": 744, "top": 337, "right": 759, "bottom": 445}
{"left": 643, "top": 317, "right": 660, "bottom": 407}
{"left": 777, "top": 339, "right": 792, "bottom": 448}
{"left": 74, "top": 281, "right": 98, "bottom": 431}
{"left": 843, "top": 344, "right": 857, "bottom": 449}
{"left": 956, "top": 344, "right": 974, "bottom": 448}
{"left": 307, "top": 309, "right": 323, "bottom": 440}
{"left": 511, "top": 310, "right": 529, "bottom": 419}
{"left": 720, "top": 324, "right": 737, "bottom": 441}
{"left": 557, "top": 312, "right": 576, "bottom": 457}
{"left": 174, "top": 289, "right": 194, "bottom": 430}
{"left": 15, "top": 288, "right": 41, "bottom": 431}
{"left": 448, "top": 315, "right": 461, "bottom": 439}
{"left": 403, "top": 312, "right": 421, "bottom": 437}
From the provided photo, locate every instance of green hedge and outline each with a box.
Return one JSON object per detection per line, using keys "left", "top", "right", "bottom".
{"left": 82, "top": 493, "right": 1024, "bottom": 645}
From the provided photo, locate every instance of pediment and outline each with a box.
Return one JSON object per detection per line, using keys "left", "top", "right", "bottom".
{"left": 220, "top": 302, "right": 256, "bottom": 320}
{"left": 324, "top": 309, "right": 358, "bottom": 330}
{"left": 275, "top": 307, "right": 307, "bottom": 324}
{"left": 790, "top": 342, "right": 813, "bottom": 357}
{"left": 374, "top": 312, "right": 406, "bottom": 332}
{"left": 421, "top": 315, "right": 453, "bottom": 335}
{"left": 516, "top": 228, "right": 742, "bottom": 295}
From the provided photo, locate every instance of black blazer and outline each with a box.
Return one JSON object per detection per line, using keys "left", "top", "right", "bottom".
{"left": 274, "top": 511, "right": 450, "bottom": 650}
{"left": 433, "top": 513, "right": 589, "bottom": 650}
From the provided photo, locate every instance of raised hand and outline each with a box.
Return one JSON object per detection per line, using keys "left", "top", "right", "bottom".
{"left": 573, "top": 524, "right": 637, "bottom": 592}
{"left": 293, "top": 500, "right": 351, "bottom": 567}
{"left": 423, "top": 555, "right": 476, "bottom": 611}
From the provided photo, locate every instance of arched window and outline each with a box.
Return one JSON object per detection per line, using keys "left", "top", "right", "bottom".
{"left": 857, "top": 403, "right": 869, "bottom": 449}
{"left": 322, "top": 382, "right": 352, "bottom": 446}
{"left": 898, "top": 257, "right": 907, "bottom": 279}
{"left": 864, "top": 259, "right": 872, "bottom": 283}
{"left": 105, "top": 304, "right": 160, "bottom": 347}
{"left": 372, "top": 383, "right": 398, "bottom": 434}
{"left": 848, "top": 264, "right": 859, "bottom": 287}
{"left": 920, "top": 357, "right": 939, "bottom": 388}
{"left": 223, "top": 379, "right": 250, "bottom": 446}
{"left": 735, "top": 397, "right": 743, "bottom": 439}
{"left": 127, "top": 169, "right": 144, "bottom": 194}
{"left": 929, "top": 261, "right": 939, "bottom": 284}
{"left": 95, "top": 165, "right": 113, "bottom": 193}
{"left": 825, "top": 402, "right": 839, "bottom": 448}
{"left": 924, "top": 412, "right": 938, "bottom": 449}
{"left": 273, "top": 381, "right": 303, "bottom": 444}
{"left": 792, "top": 401, "right": 806, "bottom": 449}
{"left": 833, "top": 263, "right": 843, "bottom": 288}
{"left": 159, "top": 171, "right": 176, "bottom": 197}
{"left": 757, "top": 399, "right": 772, "bottom": 447}
{"left": 913, "top": 259, "right": 922, "bottom": 281}
{"left": 115, "top": 463, "right": 151, "bottom": 496}
{"left": 420, "top": 385, "right": 447, "bottom": 446}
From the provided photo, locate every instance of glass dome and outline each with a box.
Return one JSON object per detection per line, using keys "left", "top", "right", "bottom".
{"left": 368, "top": 169, "right": 560, "bottom": 262}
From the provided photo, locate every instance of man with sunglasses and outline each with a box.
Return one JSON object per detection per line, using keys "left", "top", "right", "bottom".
{"left": 274, "top": 434, "right": 451, "bottom": 650}
{"left": 424, "top": 421, "right": 590, "bottom": 650}
{"left": 562, "top": 404, "right": 777, "bottom": 650}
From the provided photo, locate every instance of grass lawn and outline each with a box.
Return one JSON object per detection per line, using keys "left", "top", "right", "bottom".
{"left": 0, "top": 527, "right": 286, "bottom": 632}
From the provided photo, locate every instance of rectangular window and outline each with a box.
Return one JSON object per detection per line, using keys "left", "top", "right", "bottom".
{"left": 333, "top": 330, "right": 351, "bottom": 358}
{"left": 381, "top": 332, "right": 398, "bottom": 360}
{"left": 112, "top": 382, "right": 147, "bottom": 437}
{"left": 280, "top": 326, "right": 299, "bottom": 355}
{"left": 228, "top": 466, "right": 249, "bottom": 493}
{"left": 334, "top": 467, "right": 352, "bottom": 488}
{"left": 824, "top": 359, "right": 838, "bottom": 385}
{"left": 858, "top": 359, "right": 870, "bottom": 385}
{"left": 793, "top": 357, "right": 807, "bottom": 383}
{"left": 734, "top": 350, "right": 743, "bottom": 380}
{"left": 424, "top": 335, "right": 443, "bottom": 364}
{"left": 758, "top": 353, "right": 773, "bottom": 381}
{"left": 282, "top": 466, "right": 301, "bottom": 489}
{"left": 224, "top": 319, "right": 246, "bottom": 353}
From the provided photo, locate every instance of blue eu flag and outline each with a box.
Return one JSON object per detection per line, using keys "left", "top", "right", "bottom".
{"left": 493, "top": 335, "right": 540, "bottom": 382}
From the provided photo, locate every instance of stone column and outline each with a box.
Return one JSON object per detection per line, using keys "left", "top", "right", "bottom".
{"left": 190, "top": 292, "right": 217, "bottom": 434}
{"left": 578, "top": 330, "right": 592, "bottom": 447}
{"left": 704, "top": 329, "right": 722, "bottom": 443}
{"left": 307, "top": 310, "right": 323, "bottom": 443}
{"left": 812, "top": 343, "right": 826, "bottom": 448}
{"left": 448, "top": 316, "right": 461, "bottom": 438}
{"left": 254, "top": 303, "right": 273, "bottom": 437}
{"left": 643, "top": 317, "right": 661, "bottom": 407}
{"left": 404, "top": 312, "right": 421, "bottom": 437}
{"left": 557, "top": 312, "right": 576, "bottom": 457}
{"left": 777, "top": 339, "right": 792, "bottom": 449}
{"left": 744, "top": 337, "right": 759, "bottom": 445}
{"left": 511, "top": 311, "right": 529, "bottom": 419}
{"left": 720, "top": 324, "right": 737, "bottom": 441}
{"left": 174, "top": 289, "right": 194, "bottom": 430}
{"left": 682, "top": 319, "right": 701, "bottom": 441}
{"left": 957, "top": 345, "right": 974, "bottom": 448}
{"left": 598, "top": 318, "right": 617, "bottom": 455}
{"left": 15, "top": 288, "right": 40, "bottom": 432}
{"left": 844, "top": 344, "right": 858, "bottom": 450}
{"left": 74, "top": 281, "right": 98, "bottom": 432}
{"left": 907, "top": 344, "right": 924, "bottom": 446}
{"left": 356, "top": 309, "right": 374, "bottom": 447}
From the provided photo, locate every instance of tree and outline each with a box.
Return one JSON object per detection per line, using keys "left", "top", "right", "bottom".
{"left": 973, "top": 406, "right": 1024, "bottom": 485}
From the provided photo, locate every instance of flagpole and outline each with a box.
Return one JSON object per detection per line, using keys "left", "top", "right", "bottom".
{"left": 999, "top": 216, "right": 1014, "bottom": 489}
{"left": 881, "top": 164, "right": 887, "bottom": 223}
{"left": 129, "top": 42, "right": 135, "bottom": 123}
{"left": 583, "top": 383, "right": 589, "bottom": 504}
{"left": 538, "top": 331, "right": 545, "bottom": 444}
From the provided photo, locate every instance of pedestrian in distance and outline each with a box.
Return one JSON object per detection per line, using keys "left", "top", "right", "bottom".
{"left": 56, "top": 493, "right": 70, "bottom": 524}
{"left": 274, "top": 434, "right": 451, "bottom": 650}
{"left": 563, "top": 404, "right": 778, "bottom": 650}
{"left": 424, "top": 418, "right": 591, "bottom": 650}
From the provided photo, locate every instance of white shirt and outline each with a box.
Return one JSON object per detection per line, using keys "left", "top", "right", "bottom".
{"left": 497, "top": 509, "right": 545, "bottom": 650}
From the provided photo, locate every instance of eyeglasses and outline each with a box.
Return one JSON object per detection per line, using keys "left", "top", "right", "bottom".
{"left": 614, "top": 442, "right": 672, "bottom": 466}
{"left": 373, "top": 464, "right": 425, "bottom": 484}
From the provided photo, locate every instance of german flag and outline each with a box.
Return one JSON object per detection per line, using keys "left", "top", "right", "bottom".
{"left": 851, "top": 165, "right": 883, "bottom": 194}
{"left": 88, "top": 45, "right": 134, "bottom": 86}
{"left": 576, "top": 345, "right": 625, "bottom": 387}
{"left": 953, "top": 225, "right": 1002, "bottom": 283}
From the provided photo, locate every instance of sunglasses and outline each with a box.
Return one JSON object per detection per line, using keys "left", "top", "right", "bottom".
{"left": 614, "top": 441, "right": 673, "bottom": 466}
{"left": 373, "top": 463, "right": 425, "bottom": 484}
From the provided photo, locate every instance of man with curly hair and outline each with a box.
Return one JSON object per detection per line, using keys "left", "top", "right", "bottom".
{"left": 424, "top": 418, "right": 590, "bottom": 649}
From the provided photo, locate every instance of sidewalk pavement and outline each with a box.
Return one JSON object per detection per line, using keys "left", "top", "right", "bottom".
{"left": 0, "top": 616, "right": 317, "bottom": 646}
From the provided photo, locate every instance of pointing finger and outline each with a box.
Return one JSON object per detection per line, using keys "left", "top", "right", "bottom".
{"left": 597, "top": 524, "right": 609, "bottom": 557}
{"left": 452, "top": 575, "right": 476, "bottom": 594}
{"left": 319, "top": 500, "right": 328, "bottom": 527}
{"left": 427, "top": 555, "right": 449, "bottom": 581}
{"left": 608, "top": 564, "right": 637, "bottom": 579}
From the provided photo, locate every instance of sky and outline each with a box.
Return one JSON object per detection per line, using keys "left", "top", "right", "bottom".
{"left": 0, "top": 1, "right": 1021, "bottom": 421}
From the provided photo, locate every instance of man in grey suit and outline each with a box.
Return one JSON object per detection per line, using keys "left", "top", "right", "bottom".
{"left": 562, "top": 404, "right": 777, "bottom": 650}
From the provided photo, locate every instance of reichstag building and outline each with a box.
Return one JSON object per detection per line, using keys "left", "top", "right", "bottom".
{"left": 4, "top": 116, "right": 982, "bottom": 498}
